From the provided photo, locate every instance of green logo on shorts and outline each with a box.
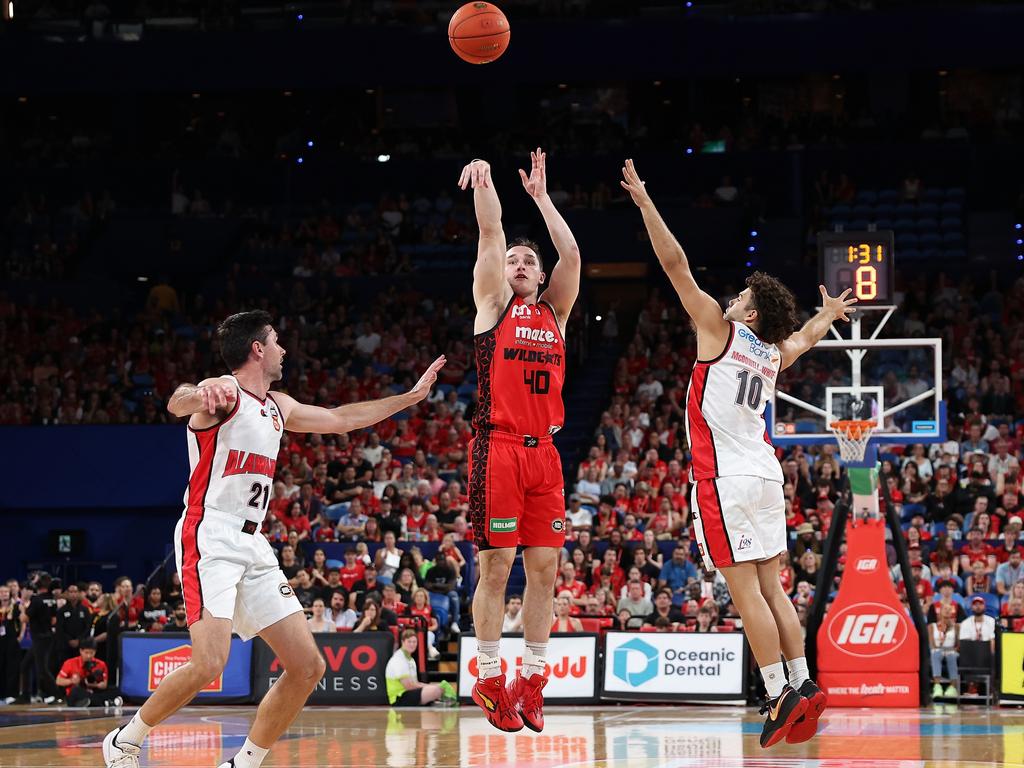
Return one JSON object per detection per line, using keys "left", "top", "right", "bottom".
{"left": 490, "top": 517, "right": 518, "bottom": 533}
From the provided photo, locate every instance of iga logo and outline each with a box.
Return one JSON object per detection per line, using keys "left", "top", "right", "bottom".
{"left": 827, "top": 601, "right": 910, "bottom": 658}
{"left": 855, "top": 558, "right": 878, "bottom": 572}
{"left": 612, "top": 638, "right": 659, "bottom": 687}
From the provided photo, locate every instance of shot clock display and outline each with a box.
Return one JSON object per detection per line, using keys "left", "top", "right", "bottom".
{"left": 818, "top": 230, "right": 895, "bottom": 305}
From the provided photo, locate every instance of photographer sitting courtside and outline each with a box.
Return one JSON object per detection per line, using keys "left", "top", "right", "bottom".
{"left": 56, "top": 638, "right": 121, "bottom": 708}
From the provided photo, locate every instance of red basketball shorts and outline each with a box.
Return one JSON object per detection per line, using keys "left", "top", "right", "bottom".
{"left": 467, "top": 430, "right": 565, "bottom": 549}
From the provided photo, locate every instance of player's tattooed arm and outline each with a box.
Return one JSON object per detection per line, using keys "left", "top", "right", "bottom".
{"left": 777, "top": 286, "right": 857, "bottom": 370}
{"left": 621, "top": 160, "right": 729, "bottom": 352}
{"left": 167, "top": 377, "right": 238, "bottom": 418}
{"left": 522, "top": 147, "right": 580, "bottom": 327}
{"left": 272, "top": 355, "right": 446, "bottom": 434}
{"left": 460, "top": 159, "right": 509, "bottom": 313}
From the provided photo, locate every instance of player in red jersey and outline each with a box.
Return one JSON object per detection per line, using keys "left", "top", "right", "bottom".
{"left": 458, "top": 150, "right": 580, "bottom": 733}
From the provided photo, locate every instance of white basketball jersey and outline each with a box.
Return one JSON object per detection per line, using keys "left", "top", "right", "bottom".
{"left": 183, "top": 376, "right": 284, "bottom": 523}
{"left": 685, "top": 321, "right": 783, "bottom": 483}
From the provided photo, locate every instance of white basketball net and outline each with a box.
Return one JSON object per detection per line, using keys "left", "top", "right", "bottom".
{"left": 829, "top": 420, "right": 876, "bottom": 463}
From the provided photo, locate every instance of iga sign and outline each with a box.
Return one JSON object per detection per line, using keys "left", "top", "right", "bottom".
{"left": 817, "top": 517, "right": 920, "bottom": 706}
{"left": 601, "top": 631, "right": 747, "bottom": 702}
{"left": 457, "top": 634, "right": 597, "bottom": 702}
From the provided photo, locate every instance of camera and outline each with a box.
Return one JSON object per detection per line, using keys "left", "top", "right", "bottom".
{"left": 83, "top": 660, "right": 104, "bottom": 685}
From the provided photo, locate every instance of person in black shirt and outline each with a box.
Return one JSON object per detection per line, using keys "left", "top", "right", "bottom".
{"left": 140, "top": 586, "right": 171, "bottom": 632}
{"left": 0, "top": 584, "right": 21, "bottom": 701}
{"left": 167, "top": 602, "right": 189, "bottom": 631}
{"left": 56, "top": 583, "right": 92, "bottom": 666}
{"left": 348, "top": 564, "right": 381, "bottom": 612}
{"left": 643, "top": 589, "right": 686, "bottom": 627}
{"left": 26, "top": 573, "right": 61, "bottom": 700}
{"left": 318, "top": 569, "right": 348, "bottom": 605}
{"left": 434, "top": 492, "right": 459, "bottom": 532}
{"left": 632, "top": 548, "right": 662, "bottom": 584}
{"left": 424, "top": 558, "right": 461, "bottom": 632}
{"left": 378, "top": 498, "right": 405, "bottom": 540}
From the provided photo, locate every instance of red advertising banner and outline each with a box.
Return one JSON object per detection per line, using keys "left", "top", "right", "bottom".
{"left": 817, "top": 517, "right": 919, "bottom": 706}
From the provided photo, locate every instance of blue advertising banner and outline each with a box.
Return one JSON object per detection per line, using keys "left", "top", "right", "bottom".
{"left": 120, "top": 632, "right": 253, "bottom": 703}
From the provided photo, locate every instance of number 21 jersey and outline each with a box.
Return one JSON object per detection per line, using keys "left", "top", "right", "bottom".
{"left": 473, "top": 295, "right": 565, "bottom": 437}
{"left": 685, "top": 321, "right": 783, "bottom": 483}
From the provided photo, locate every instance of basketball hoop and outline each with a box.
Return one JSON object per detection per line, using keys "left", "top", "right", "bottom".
{"left": 829, "top": 420, "right": 877, "bottom": 464}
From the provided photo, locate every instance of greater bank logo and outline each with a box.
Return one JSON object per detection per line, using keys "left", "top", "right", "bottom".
{"left": 612, "top": 638, "right": 659, "bottom": 687}
{"left": 738, "top": 327, "right": 771, "bottom": 360}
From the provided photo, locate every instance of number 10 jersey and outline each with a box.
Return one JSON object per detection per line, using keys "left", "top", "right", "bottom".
{"left": 473, "top": 295, "right": 565, "bottom": 437}
{"left": 685, "top": 321, "right": 783, "bottom": 483}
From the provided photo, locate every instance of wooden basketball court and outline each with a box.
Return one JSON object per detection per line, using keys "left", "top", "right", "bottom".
{"left": 0, "top": 704, "right": 1021, "bottom": 767}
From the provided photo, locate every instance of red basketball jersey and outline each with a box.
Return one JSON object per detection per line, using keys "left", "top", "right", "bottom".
{"left": 473, "top": 295, "right": 565, "bottom": 437}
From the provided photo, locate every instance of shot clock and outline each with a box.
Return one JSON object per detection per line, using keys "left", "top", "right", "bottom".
{"left": 818, "top": 230, "right": 895, "bottom": 305}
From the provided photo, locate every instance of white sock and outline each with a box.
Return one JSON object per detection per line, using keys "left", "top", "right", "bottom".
{"left": 477, "top": 640, "right": 502, "bottom": 680}
{"left": 786, "top": 657, "right": 809, "bottom": 689}
{"left": 233, "top": 737, "right": 270, "bottom": 768}
{"left": 760, "top": 662, "right": 787, "bottom": 699}
{"left": 116, "top": 712, "right": 153, "bottom": 748}
{"left": 522, "top": 642, "right": 548, "bottom": 679}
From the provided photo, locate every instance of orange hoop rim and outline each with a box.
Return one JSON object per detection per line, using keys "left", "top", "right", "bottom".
{"left": 829, "top": 419, "right": 877, "bottom": 440}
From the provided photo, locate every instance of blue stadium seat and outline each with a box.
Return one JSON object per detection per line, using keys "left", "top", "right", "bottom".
{"left": 830, "top": 204, "right": 852, "bottom": 217}
{"left": 878, "top": 189, "right": 900, "bottom": 204}
{"left": 923, "top": 248, "right": 943, "bottom": 261}
{"left": 873, "top": 205, "right": 897, "bottom": 220}
{"left": 897, "top": 232, "right": 920, "bottom": 247}
{"left": 942, "top": 248, "right": 967, "bottom": 261}
{"left": 944, "top": 187, "right": 966, "bottom": 201}
{"left": 900, "top": 248, "right": 923, "bottom": 261}
{"left": 916, "top": 217, "right": 939, "bottom": 232}
{"left": 849, "top": 219, "right": 870, "bottom": 230}
{"left": 852, "top": 204, "right": 874, "bottom": 217}
{"left": 917, "top": 202, "right": 939, "bottom": 218}
{"left": 855, "top": 190, "right": 878, "bottom": 204}
{"left": 895, "top": 203, "right": 917, "bottom": 216}
{"left": 922, "top": 189, "right": 944, "bottom": 203}
{"left": 980, "top": 592, "right": 1000, "bottom": 617}
{"left": 919, "top": 232, "right": 942, "bottom": 247}
{"left": 942, "top": 232, "right": 965, "bottom": 246}
{"left": 893, "top": 218, "right": 916, "bottom": 232}
{"left": 940, "top": 201, "right": 963, "bottom": 216}
{"left": 874, "top": 218, "right": 894, "bottom": 230}
{"left": 940, "top": 217, "right": 963, "bottom": 231}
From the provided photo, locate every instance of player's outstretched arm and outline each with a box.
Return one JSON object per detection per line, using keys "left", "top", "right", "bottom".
{"left": 459, "top": 159, "right": 509, "bottom": 312}
{"left": 520, "top": 147, "right": 580, "bottom": 324}
{"left": 777, "top": 286, "right": 857, "bottom": 370}
{"left": 620, "top": 159, "right": 728, "bottom": 337}
{"left": 167, "top": 376, "right": 238, "bottom": 429}
{"left": 271, "top": 355, "right": 446, "bottom": 435}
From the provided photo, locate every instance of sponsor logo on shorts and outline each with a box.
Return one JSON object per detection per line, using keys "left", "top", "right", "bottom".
{"left": 737, "top": 535, "right": 752, "bottom": 551}
{"left": 551, "top": 519, "right": 565, "bottom": 533}
{"left": 489, "top": 517, "right": 518, "bottom": 533}
{"left": 279, "top": 583, "right": 294, "bottom": 597}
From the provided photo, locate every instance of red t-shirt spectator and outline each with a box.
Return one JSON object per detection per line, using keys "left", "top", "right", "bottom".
{"left": 282, "top": 513, "right": 312, "bottom": 537}
{"left": 57, "top": 656, "right": 108, "bottom": 697}
{"left": 339, "top": 563, "right": 365, "bottom": 592}
{"left": 960, "top": 542, "right": 994, "bottom": 567}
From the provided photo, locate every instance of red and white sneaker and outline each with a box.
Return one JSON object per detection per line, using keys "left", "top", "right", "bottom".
{"left": 472, "top": 674, "right": 524, "bottom": 733}
{"left": 509, "top": 670, "right": 548, "bottom": 733}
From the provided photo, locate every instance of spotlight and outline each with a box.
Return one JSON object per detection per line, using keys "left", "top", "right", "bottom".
{"left": 595, "top": 315, "right": 603, "bottom": 322}
{"left": 297, "top": 13, "right": 303, "bottom": 21}
{"left": 747, "top": 246, "right": 755, "bottom": 252}
{"left": 297, "top": 157, "right": 304, "bottom": 164}
{"left": 685, "top": 147, "right": 693, "bottom": 155}
{"left": 307, "top": 140, "right": 314, "bottom": 148}
{"left": 745, "top": 261, "right": 752, "bottom": 267}
{"left": 377, "top": 154, "right": 391, "bottom": 163}
{"left": 750, "top": 230, "right": 758, "bottom": 237}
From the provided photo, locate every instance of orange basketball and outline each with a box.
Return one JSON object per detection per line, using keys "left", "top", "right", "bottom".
{"left": 448, "top": 2, "right": 510, "bottom": 65}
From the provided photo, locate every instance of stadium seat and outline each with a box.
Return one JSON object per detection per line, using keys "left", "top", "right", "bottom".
{"left": 895, "top": 203, "right": 917, "bottom": 216}
{"left": 919, "top": 233, "right": 942, "bottom": 247}
{"left": 849, "top": 219, "right": 870, "bottom": 231}
{"left": 897, "top": 233, "right": 920, "bottom": 247}
{"left": 940, "top": 201, "right": 963, "bottom": 216}
{"left": 893, "top": 218, "right": 916, "bottom": 232}
{"left": 940, "top": 217, "right": 963, "bottom": 231}
{"left": 916, "top": 217, "right": 939, "bottom": 232}
{"left": 852, "top": 204, "right": 874, "bottom": 217}
{"left": 855, "top": 190, "right": 878, "bottom": 204}
{"left": 917, "top": 202, "right": 939, "bottom": 218}
{"left": 942, "top": 232, "right": 964, "bottom": 246}
{"left": 944, "top": 187, "right": 966, "bottom": 201}
{"left": 878, "top": 189, "right": 900, "bottom": 204}
{"left": 922, "top": 188, "right": 944, "bottom": 203}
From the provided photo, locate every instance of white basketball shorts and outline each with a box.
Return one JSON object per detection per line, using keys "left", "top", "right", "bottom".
{"left": 690, "top": 476, "right": 786, "bottom": 571}
{"left": 174, "top": 506, "right": 302, "bottom": 640}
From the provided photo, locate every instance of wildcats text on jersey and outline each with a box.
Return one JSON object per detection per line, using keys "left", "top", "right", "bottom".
{"left": 221, "top": 450, "right": 277, "bottom": 480}
{"left": 503, "top": 348, "right": 563, "bottom": 366}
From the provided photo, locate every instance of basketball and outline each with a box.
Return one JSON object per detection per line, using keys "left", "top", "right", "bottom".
{"left": 448, "top": 2, "right": 510, "bottom": 64}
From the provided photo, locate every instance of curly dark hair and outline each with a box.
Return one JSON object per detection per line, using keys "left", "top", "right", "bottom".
{"left": 745, "top": 271, "right": 798, "bottom": 345}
